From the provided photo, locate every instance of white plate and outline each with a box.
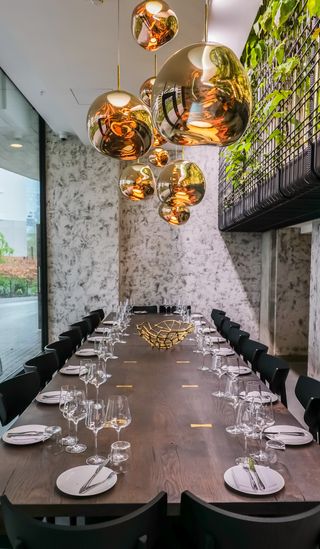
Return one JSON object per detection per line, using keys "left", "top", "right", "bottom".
{"left": 36, "top": 391, "right": 62, "bottom": 405}
{"left": 2, "top": 424, "right": 49, "bottom": 445}
{"left": 242, "top": 390, "right": 278, "bottom": 404}
{"left": 264, "top": 425, "right": 313, "bottom": 445}
{"left": 75, "top": 349, "right": 98, "bottom": 357}
{"left": 95, "top": 327, "right": 108, "bottom": 334}
{"left": 211, "top": 336, "right": 226, "bottom": 343}
{"left": 191, "top": 313, "right": 202, "bottom": 319}
{"left": 56, "top": 465, "right": 117, "bottom": 497}
{"left": 134, "top": 310, "right": 147, "bottom": 314}
{"left": 60, "top": 365, "right": 81, "bottom": 375}
{"left": 224, "top": 465, "right": 285, "bottom": 496}
{"left": 215, "top": 348, "right": 235, "bottom": 357}
{"left": 87, "top": 336, "right": 104, "bottom": 342}
{"left": 202, "top": 327, "right": 216, "bottom": 334}
{"left": 226, "top": 365, "right": 251, "bottom": 376}
{"left": 102, "top": 320, "right": 117, "bottom": 325}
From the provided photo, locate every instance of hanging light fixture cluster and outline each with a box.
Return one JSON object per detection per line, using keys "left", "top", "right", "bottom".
{"left": 87, "top": 0, "right": 252, "bottom": 226}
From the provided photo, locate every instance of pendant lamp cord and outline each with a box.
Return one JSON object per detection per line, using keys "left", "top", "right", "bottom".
{"left": 117, "top": 0, "right": 121, "bottom": 89}
{"left": 154, "top": 54, "right": 157, "bottom": 77}
{"left": 204, "top": 0, "right": 210, "bottom": 42}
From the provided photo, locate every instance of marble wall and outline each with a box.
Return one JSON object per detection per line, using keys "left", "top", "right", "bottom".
{"left": 308, "top": 221, "right": 320, "bottom": 379}
{"left": 119, "top": 147, "right": 262, "bottom": 338}
{"left": 46, "top": 129, "right": 120, "bottom": 340}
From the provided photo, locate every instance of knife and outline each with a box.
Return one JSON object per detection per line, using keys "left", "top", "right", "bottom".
{"left": 79, "top": 458, "right": 111, "bottom": 494}
{"left": 79, "top": 471, "right": 115, "bottom": 494}
{"left": 265, "top": 431, "right": 306, "bottom": 436}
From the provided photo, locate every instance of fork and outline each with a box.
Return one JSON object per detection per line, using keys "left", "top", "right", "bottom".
{"left": 248, "top": 458, "right": 265, "bottom": 490}
{"left": 242, "top": 463, "right": 258, "bottom": 490}
{"left": 79, "top": 470, "right": 115, "bottom": 494}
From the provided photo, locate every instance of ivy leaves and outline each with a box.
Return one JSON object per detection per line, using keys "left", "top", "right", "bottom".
{"left": 308, "top": 0, "right": 320, "bottom": 17}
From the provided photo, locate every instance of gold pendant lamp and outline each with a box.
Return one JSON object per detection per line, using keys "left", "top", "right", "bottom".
{"left": 87, "top": 0, "right": 153, "bottom": 160}
{"left": 131, "top": 0, "right": 179, "bottom": 51}
{"left": 119, "top": 162, "right": 155, "bottom": 201}
{"left": 151, "top": 0, "right": 252, "bottom": 147}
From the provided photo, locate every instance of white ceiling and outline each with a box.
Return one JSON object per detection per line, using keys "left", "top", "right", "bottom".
{"left": 0, "top": 0, "right": 262, "bottom": 145}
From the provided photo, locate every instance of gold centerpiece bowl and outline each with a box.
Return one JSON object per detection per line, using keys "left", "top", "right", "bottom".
{"left": 137, "top": 319, "right": 193, "bottom": 350}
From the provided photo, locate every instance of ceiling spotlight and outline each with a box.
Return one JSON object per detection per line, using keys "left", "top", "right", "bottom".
{"left": 10, "top": 143, "right": 23, "bottom": 149}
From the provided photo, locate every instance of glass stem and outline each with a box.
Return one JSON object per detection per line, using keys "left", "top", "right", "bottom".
{"left": 96, "top": 385, "right": 99, "bottom": 400}
{"left": 117, "top": 429, "right": 120, "bottom": 441}
{"left": 74, "top": 422, "right": 78, "bottom": 447}
{"left": 94, "top": 431, "right": 98, "bottom": 455}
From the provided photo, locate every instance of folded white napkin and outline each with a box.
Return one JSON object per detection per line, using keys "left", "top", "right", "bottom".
{"left": 232, "top": 465, "right": 278, "bottom": 491}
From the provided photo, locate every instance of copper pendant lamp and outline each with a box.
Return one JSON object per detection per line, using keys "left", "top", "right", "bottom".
{"left": 119, "top": 163, "right": 155, "bottom": 201}
{"left": 131, "top": 0, "right": 179, "bottom": 51}
{"left": 151, "top": 0, "right": 252, "bottom": 147}
{"left": 157, "top": 159, "right": 205, "bottom": 206}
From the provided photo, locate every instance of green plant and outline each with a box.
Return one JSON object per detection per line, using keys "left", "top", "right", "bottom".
{"left": 222, "top": 0, "right": 318, "bottom": 200}
{"left": 0, "top": 232, "right": 14, "bottom": 263}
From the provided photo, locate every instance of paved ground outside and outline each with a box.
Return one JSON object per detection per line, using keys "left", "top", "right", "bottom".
{"left": 0, "top": 297, "right": 41, "bottom": 382}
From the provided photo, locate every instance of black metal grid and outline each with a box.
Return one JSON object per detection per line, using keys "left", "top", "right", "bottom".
{"left": 219, "top": 1, "right": 320, "bottom": 231}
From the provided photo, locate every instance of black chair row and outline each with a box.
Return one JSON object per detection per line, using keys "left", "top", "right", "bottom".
{"left": 133, "top": 305, "right": 192, "bottom": 314}
{"left": 211, "top": 307, "right": 320, "bottom": 442}
{"left": 2, "top": 490, "right": 320, "bottom": 549}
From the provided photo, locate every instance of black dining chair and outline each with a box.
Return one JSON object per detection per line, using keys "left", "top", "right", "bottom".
{"left": 45, "top": 337, "right": 73, "bottom": 369}
{"left": 24, "top": 352, "right": 59, "bottom": 389}
{"left": 295, "top": 376, "right": 320, "bottom": 442}
{"left": 238, "top": 337, "right": 268, "bottom": 370}
{"left": 254, "top": 353, "right": 290, "bottom": 407}
{"left": 83, "top": 312, "right": 101, "bottom": 333}
{"left": 0, "top": 372, "right": 40, "bottom": 426}
{"left": 69, "top": 320, "right": 90, "bottom": 341}
{"left": 228, "top": 327, "right": 250, "bottom": 354}
{"left": 213, "top": 313, "right": 228, "bottom": 332}
{"left": 210, "top": 308, "right": 225, "bottom": 323}
{"left": 133, "top": 306, "right": 158, "bottom": 313}
{"left": 220, "top": 318, "right": 240, "bottom": 340}
{"left": 180, "top": 491, "right": 320, "bottom": 549}
{"left": 90, "top": 308, "right": 105, "bottom": 321}
{"left": 59, "top": 327, "right": 82, "bottom": 353}
{"left": 1, "top": 492, "right": 167, "bottom": 549}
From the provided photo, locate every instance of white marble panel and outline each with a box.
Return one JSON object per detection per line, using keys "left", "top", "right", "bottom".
{"left": 119, "top": 147, "right": 262, "bottom": 338}
{"left": 46, "top": 129, "right": 119, "bottom": 340}
{"left": 308, "top": 221, "right": 320, "bottom": 378}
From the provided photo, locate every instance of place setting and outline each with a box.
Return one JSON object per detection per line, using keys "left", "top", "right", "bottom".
{"left": 224, "top": 460, "right": 285, "bottom": 496}
{"left": 75, "top": 348, "right": 98, "bottom": 358}
{"left": 36, "top": 390, "right": 64, "bottom": 405}
{"left": 2, "top": 424, "right": 51, "bottom": 445}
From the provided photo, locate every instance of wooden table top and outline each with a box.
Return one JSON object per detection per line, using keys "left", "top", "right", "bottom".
{"left": 1, "top": 313, "right": 320, "bottom": 517}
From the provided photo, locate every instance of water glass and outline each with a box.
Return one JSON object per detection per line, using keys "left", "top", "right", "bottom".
{"left": 86, "top": 399, "right": 107, "bottom": 464}
{"left": 110, "top": 441, "right": 131, "bottom": 474}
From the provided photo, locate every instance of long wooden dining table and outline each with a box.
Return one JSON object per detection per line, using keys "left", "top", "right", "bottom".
{"left": 1, "top": 313, "right": 320, "bottom": 518}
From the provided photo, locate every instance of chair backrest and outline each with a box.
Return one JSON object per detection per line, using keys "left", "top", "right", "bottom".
{"left": 295, "top": 376, "right": 320, "bottom": 441}
{"left": 59, "top": 328, "right": 82, "bottom": 353}
{"left": 83, "top": 313, "right": 101, "bottom": 333}
{"left": 238, "top": 337, "right": 268, "bottom": 369}
{"left": 44, "top": 337, "right": 73, "bottom": 369}
{"left": 228, "top": 328, "right": 250, "bottom": 354}
{"left": 214, "top": 313, "right": 228, "bottom": 331}
{"left": 90, "top": 308, "right": 105, "bottom": 321}
{"left": 133, "top": 306, "right": 158, "bottom": 314}
{"left": 180, "top": 491, "right": 320, "bottom": 549}
{"left": 1, "top": 492, "right": 167, "bottom": 549}
{"left": 254, "top": 354, "right": 289, "bottom": 406}
{"left": 220, "top": 318, "right": 240, "bottom": 339}
{"left": 24, "top": 352, "right": 59, "bottom": 389}
{"left": 69, "top": 320, "right": 90, "bottom": 340}
{"left": 0, "top": 372, "right": 40, "bottom": 426}
{"left": 210, "top": 308, "right": 225, "bottom": 323}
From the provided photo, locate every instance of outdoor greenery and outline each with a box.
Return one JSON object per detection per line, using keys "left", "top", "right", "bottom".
{"left": 222, "top": 0, "right": 319, "bottom": 197}
{"left": 0, "top": 275, "right": 37, "bottom": 297}
{"left": 0, "top": 232, "right": 14, "bottom": 263}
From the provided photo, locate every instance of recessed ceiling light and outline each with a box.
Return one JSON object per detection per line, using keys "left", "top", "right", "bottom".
{"left": 10, "top": 143, "right": 23, "bottom": 149}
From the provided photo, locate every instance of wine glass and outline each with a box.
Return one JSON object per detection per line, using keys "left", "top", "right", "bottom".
{"left": 105, "top": 395, "right": 131, "bottom": 441}
{"left": 79, "top": 360, "right": 92, "bottom": 398}
{"left": 198, "top": 336, "right": 210, "bottom": 371}
{"left": 225, "top": 378, "right": 244, "bottom": 434}
{"left": 88, "top": 362, "right": 108, "bottom": 400}
{"left": 235, "top": 399, "right": 256, "bottom": 465}
{"left": 85, "top": 399, "right": 107, "bottom": 464}
{"left": 250, "top": 395, "right": 275, "bottom": 463}
{"left": 211, "top": 355, "right": 226, "bottom": 397}
{"left": 65, "top": 390, "right": 87, "bottom": 454}
{"left": 99, "top": 340, "right": 112, "bottom": 379}
{"left": 59, "top": 385, "right": 77, "bottom": 446}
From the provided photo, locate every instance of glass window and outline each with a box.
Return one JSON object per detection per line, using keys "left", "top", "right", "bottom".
{"left": 0, "top": 68, "right": 46, "bottom": 380}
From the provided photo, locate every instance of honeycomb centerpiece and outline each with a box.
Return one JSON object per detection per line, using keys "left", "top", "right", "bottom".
{"left": 137, "top": 319, "right": 193, "bottom": 349}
